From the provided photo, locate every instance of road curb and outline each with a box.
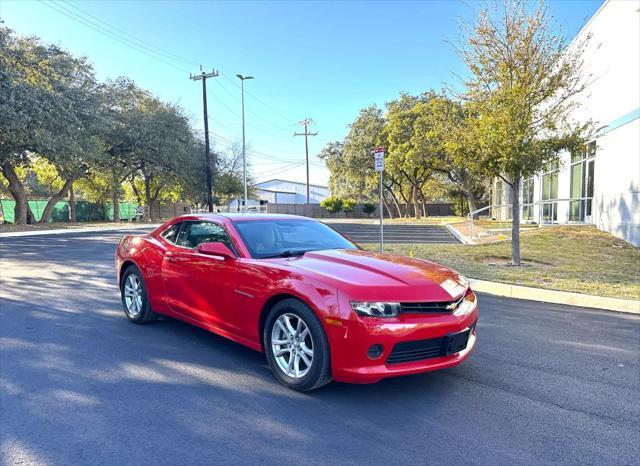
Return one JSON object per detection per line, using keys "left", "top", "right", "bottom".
{"left": 470, "top": 278, "right": 640, "bottom": 314}
{"left": 0, "top": 224, "right": 160, "bottom": 238}
{"left": 445, "top": 224, "right": 475, "bottom": 245}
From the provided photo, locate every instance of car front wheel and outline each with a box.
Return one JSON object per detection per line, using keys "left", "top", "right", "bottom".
{"left": 120, "top": 265, "right": 158, "bottom": 324}
{"left": 264, "top": 299, "right": 332, "bottom": 391}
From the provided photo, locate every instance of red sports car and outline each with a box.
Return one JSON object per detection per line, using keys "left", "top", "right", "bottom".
{"left": 115, "top": 213, "right": 477, "bottom": 391}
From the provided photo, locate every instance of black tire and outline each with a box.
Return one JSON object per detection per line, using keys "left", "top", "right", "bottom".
{"left": 120, "top": 265, "right": 158, "bottom": 324}
{"left": 264, "top": 298, "right": 332, "bottom": 391}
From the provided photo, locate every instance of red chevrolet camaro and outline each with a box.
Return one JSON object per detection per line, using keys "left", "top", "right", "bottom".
{"left": 115, "top": 213, "right": 477, "bottom": 391}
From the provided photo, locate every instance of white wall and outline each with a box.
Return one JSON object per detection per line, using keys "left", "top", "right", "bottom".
{"left": 573, "top": 0, "right": 640, "bottom": 246}
{"left": 518, "top": 1, "right": 640, "bottom": 245}
{"left": 254, "top": 179, "right": 329, "bottom": 204}
{"left": 592, "top": 119, "right": 640, "bottom": 246}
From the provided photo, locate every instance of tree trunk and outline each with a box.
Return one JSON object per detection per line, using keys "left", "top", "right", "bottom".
{"left": 68, "top": 184, "right": 77, "bottom": 222}
{"left": 130, "top": 177, "right": 143, "bottom": 205}
{"left": 413, "top": 185, "right": 421, "bottom": 219}
{"left": 382, "top": 199, "right": 392, "bottom": 219}
{"left": 144, "top": 175, "right": 153, "bottom": 221}
{"left": 39, "top": 171, "right": 84, "bottom": 224}
{"left": 1, "top": 160, "right": 30, "bottom": 224}
{"left": 510, "top": 180, "right": 521, "bottom": 266}
{"left": 384, "top": 185, "right": 402, "bottom": 219}
{"left": 467, "top": 191, "right": 477, "bottom": 214}
{"left": 27, "top": 207, "right": 37, "bottom": 224}
{"left": 112, "top": 192, "right": 120, "bottom": 223}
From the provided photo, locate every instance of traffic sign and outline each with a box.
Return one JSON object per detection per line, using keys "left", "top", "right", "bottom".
{"left": 373, "top": 147, "right": 385, "bottom": 172}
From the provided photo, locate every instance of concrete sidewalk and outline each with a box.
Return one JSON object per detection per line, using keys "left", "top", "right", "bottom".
{"left": 0, "top": 223, "right": 159, "bottom": 238}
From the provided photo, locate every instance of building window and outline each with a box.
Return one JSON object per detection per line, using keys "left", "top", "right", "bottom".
{"left": 522, "top": 177, "right": 535, "bottom": 221}
{"left": 541, "top": 161, "right": 559, "bottom": 222}
{"left": 569, "top": 141, "right": 596, "bottom": 221}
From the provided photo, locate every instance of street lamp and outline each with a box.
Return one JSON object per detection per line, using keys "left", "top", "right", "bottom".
{"left": 236, "top": 74, "right": 254, "bottom": 212}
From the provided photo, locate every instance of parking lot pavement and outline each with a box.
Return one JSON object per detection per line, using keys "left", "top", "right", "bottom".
{"left": 327, "top": 222, "right": 459, "bottom": 244}
{"left": 1, "top": 230, "right": 639, "bottom": 465}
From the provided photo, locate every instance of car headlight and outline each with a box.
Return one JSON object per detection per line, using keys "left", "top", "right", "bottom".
{"left": 456, "top": 274, "right": 470, "bottom": 288}
{"left": 351, "top": 301, "right": 401, "bottom": 317}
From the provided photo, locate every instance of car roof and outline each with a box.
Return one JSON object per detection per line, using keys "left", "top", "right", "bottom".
{"left": 186, "top": 213, "right": 314, "bottom": 222}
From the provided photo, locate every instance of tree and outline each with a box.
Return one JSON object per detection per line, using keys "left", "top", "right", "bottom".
{"left": 97, "top": 78, "right": 149, "bottom": 222}
{"left": 413, "top": 94, "right": 488, "bottom": 213}
{"left": 341, "top": 106, "right": 385, "bottom": 201}
{"left": 383, "top": 93, "right": 434, "bottom": 218}
{"left": 130, "top": 96, "right": 197, "bottom": 220}
{"left": 457, "top": 0, "right": 593, "bottom": 265}
{"left": 0, "top": 26, "right": 102, "bottom": 223}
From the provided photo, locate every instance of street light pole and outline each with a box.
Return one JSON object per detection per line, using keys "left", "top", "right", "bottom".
{"left": 236, "top": 74, "right": 254, "bottom": 212}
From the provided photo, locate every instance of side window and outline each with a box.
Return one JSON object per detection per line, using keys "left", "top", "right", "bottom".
{"left": 176, "top": 221, "right": 236, "bottom": 252}
{"left": 160, "top": 222, "right": 182, "bottom": 244}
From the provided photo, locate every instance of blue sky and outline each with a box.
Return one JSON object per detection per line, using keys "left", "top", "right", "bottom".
{"left": 1, "top": 0, "right": 602, "bottom": 186}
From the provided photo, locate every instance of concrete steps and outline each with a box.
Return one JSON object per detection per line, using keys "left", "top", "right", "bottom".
{"left": 328, "top": 223, "right": 459, "bottom": 244}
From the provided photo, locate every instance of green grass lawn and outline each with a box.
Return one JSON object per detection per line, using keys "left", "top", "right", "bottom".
{"left": 363, "top": 225, "right": 640, "bottom": 300}
{"left": 474, "top": 219, "right": 539, "bottom": 230}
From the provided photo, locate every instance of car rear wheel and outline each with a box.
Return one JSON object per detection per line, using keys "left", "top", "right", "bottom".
{"left": 120, "top": 265, "right": 158, "bottom": 324}
{"left": 264, "top": 299, "right": 332, "bottom": 391}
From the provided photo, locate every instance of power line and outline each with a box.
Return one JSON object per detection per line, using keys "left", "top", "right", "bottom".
{"left": 58, "top": 0, "right": 199, "bottom": 67}
{"left": 41, "top": 1, "right": 191, "bottom": 73}
{"left": 293, "top": 118, "right": 318, "bottom": 204}
{"left": 42, "top": 1, "right": 301, "bottom": 143}
{"left": 220, "top": 72, "right": 294, "bottom": 123}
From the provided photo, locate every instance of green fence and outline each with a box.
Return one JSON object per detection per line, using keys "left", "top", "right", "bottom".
{"left": 0, "top": 199, "right": 136, "bottom": 223}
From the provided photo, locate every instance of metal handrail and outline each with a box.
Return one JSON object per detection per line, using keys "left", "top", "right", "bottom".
{"left": 466, "top": 203, "right": 512, "bottom": 237}
{"left": 465, "top": 197, "right": 593, "bottom": 239}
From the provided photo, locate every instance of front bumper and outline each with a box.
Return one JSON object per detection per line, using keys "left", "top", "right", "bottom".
{"left": 327, "top": 294, "right": 478, "bottom": 384}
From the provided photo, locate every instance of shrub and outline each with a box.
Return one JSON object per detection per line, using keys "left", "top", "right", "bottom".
{"left": 362, "top": 202, "right": 376, "bottom": 215}
{"left": 321, "top": 196, "right": 343, "bottom": 213}
{"left": 342, "top": 198, "right": 356, "bottom": 213}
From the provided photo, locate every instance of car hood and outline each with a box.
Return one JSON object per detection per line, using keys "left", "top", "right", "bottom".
{"left": 285, "top": 249, "right": 467, "bottom": 302}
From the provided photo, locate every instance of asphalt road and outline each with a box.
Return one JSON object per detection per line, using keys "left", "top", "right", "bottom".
{"left": 328, "top": 222, "right": 459, "bottom": 244}
{"left": 1, "top": 229, "right": 639, "bottom": 465}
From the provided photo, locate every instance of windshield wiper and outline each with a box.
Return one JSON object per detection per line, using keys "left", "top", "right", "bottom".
{"left": 261, "top": 249, "right": 310, "bottom": 259}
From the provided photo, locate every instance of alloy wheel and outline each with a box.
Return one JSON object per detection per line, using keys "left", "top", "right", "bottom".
{"left": 123, "top": 274, "right": 143, "bottom": 318}
{"left": 271, "top": 313, "right": 314, "bottom": 379}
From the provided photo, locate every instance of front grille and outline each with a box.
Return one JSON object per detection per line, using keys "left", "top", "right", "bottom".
{"left": 386, "top": 337, "right": 447, "bottom": 364}
{"left": 400, "top": 295, "right": 464, "bottom": 314}
{"left": 386, "top": 323, "right": 474, "bottom": 364}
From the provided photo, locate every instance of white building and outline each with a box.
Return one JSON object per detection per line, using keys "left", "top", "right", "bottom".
{"left": 254, "top": 178, "right": 330, "bottom": 204}
{"left": 492, "top": 0, "right": 640, "bottom": 246}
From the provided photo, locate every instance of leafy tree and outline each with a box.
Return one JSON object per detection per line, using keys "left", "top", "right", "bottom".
{"left": 321, "top": 196, "right": 343, "bottom": 213}
{"left": 128, "top": 96, "right": 198, "bottom": 220}
{"left": 456, "top": 0, "right": 593, "bottom": 265}
{"left": 383, "top": 93, "right": 435, "bottom": 218}
{"left": 412, "top": 94, "right": 488, "bottom": 213}
{"left": 0, "top": 26, "right": 102, "bottom": 223}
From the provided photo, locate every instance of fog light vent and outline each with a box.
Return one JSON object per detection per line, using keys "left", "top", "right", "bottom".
{"left": 367, "top": 344, "right": 383, "bottom": 360}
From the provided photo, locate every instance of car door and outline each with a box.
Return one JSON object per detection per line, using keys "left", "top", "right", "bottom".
{"left": 161, "top": 221, "right": 238, "bottom": 333}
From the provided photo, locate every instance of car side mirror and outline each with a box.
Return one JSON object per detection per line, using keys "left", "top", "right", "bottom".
{"left": 196, "top": 242, "right": 235, "bottom": 260}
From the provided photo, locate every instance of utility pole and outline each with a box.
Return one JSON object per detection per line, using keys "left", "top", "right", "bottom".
{"left": 190, "top": 66, "right": 219, "bottom": 212}
{"left": 236, "top": 74, "right": 254, "bottom": 212}
{"left": 293, "top": 118, "right": 317, "bottom": 204}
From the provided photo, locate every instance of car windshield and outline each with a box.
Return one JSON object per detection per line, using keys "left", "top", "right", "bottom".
{"left": 233, "top": 219, "right": 357, "bottom": 259}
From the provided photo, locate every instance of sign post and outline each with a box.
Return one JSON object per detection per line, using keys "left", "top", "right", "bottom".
{"left": 373, "top": 147, "right": 385, "bottom": 252}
